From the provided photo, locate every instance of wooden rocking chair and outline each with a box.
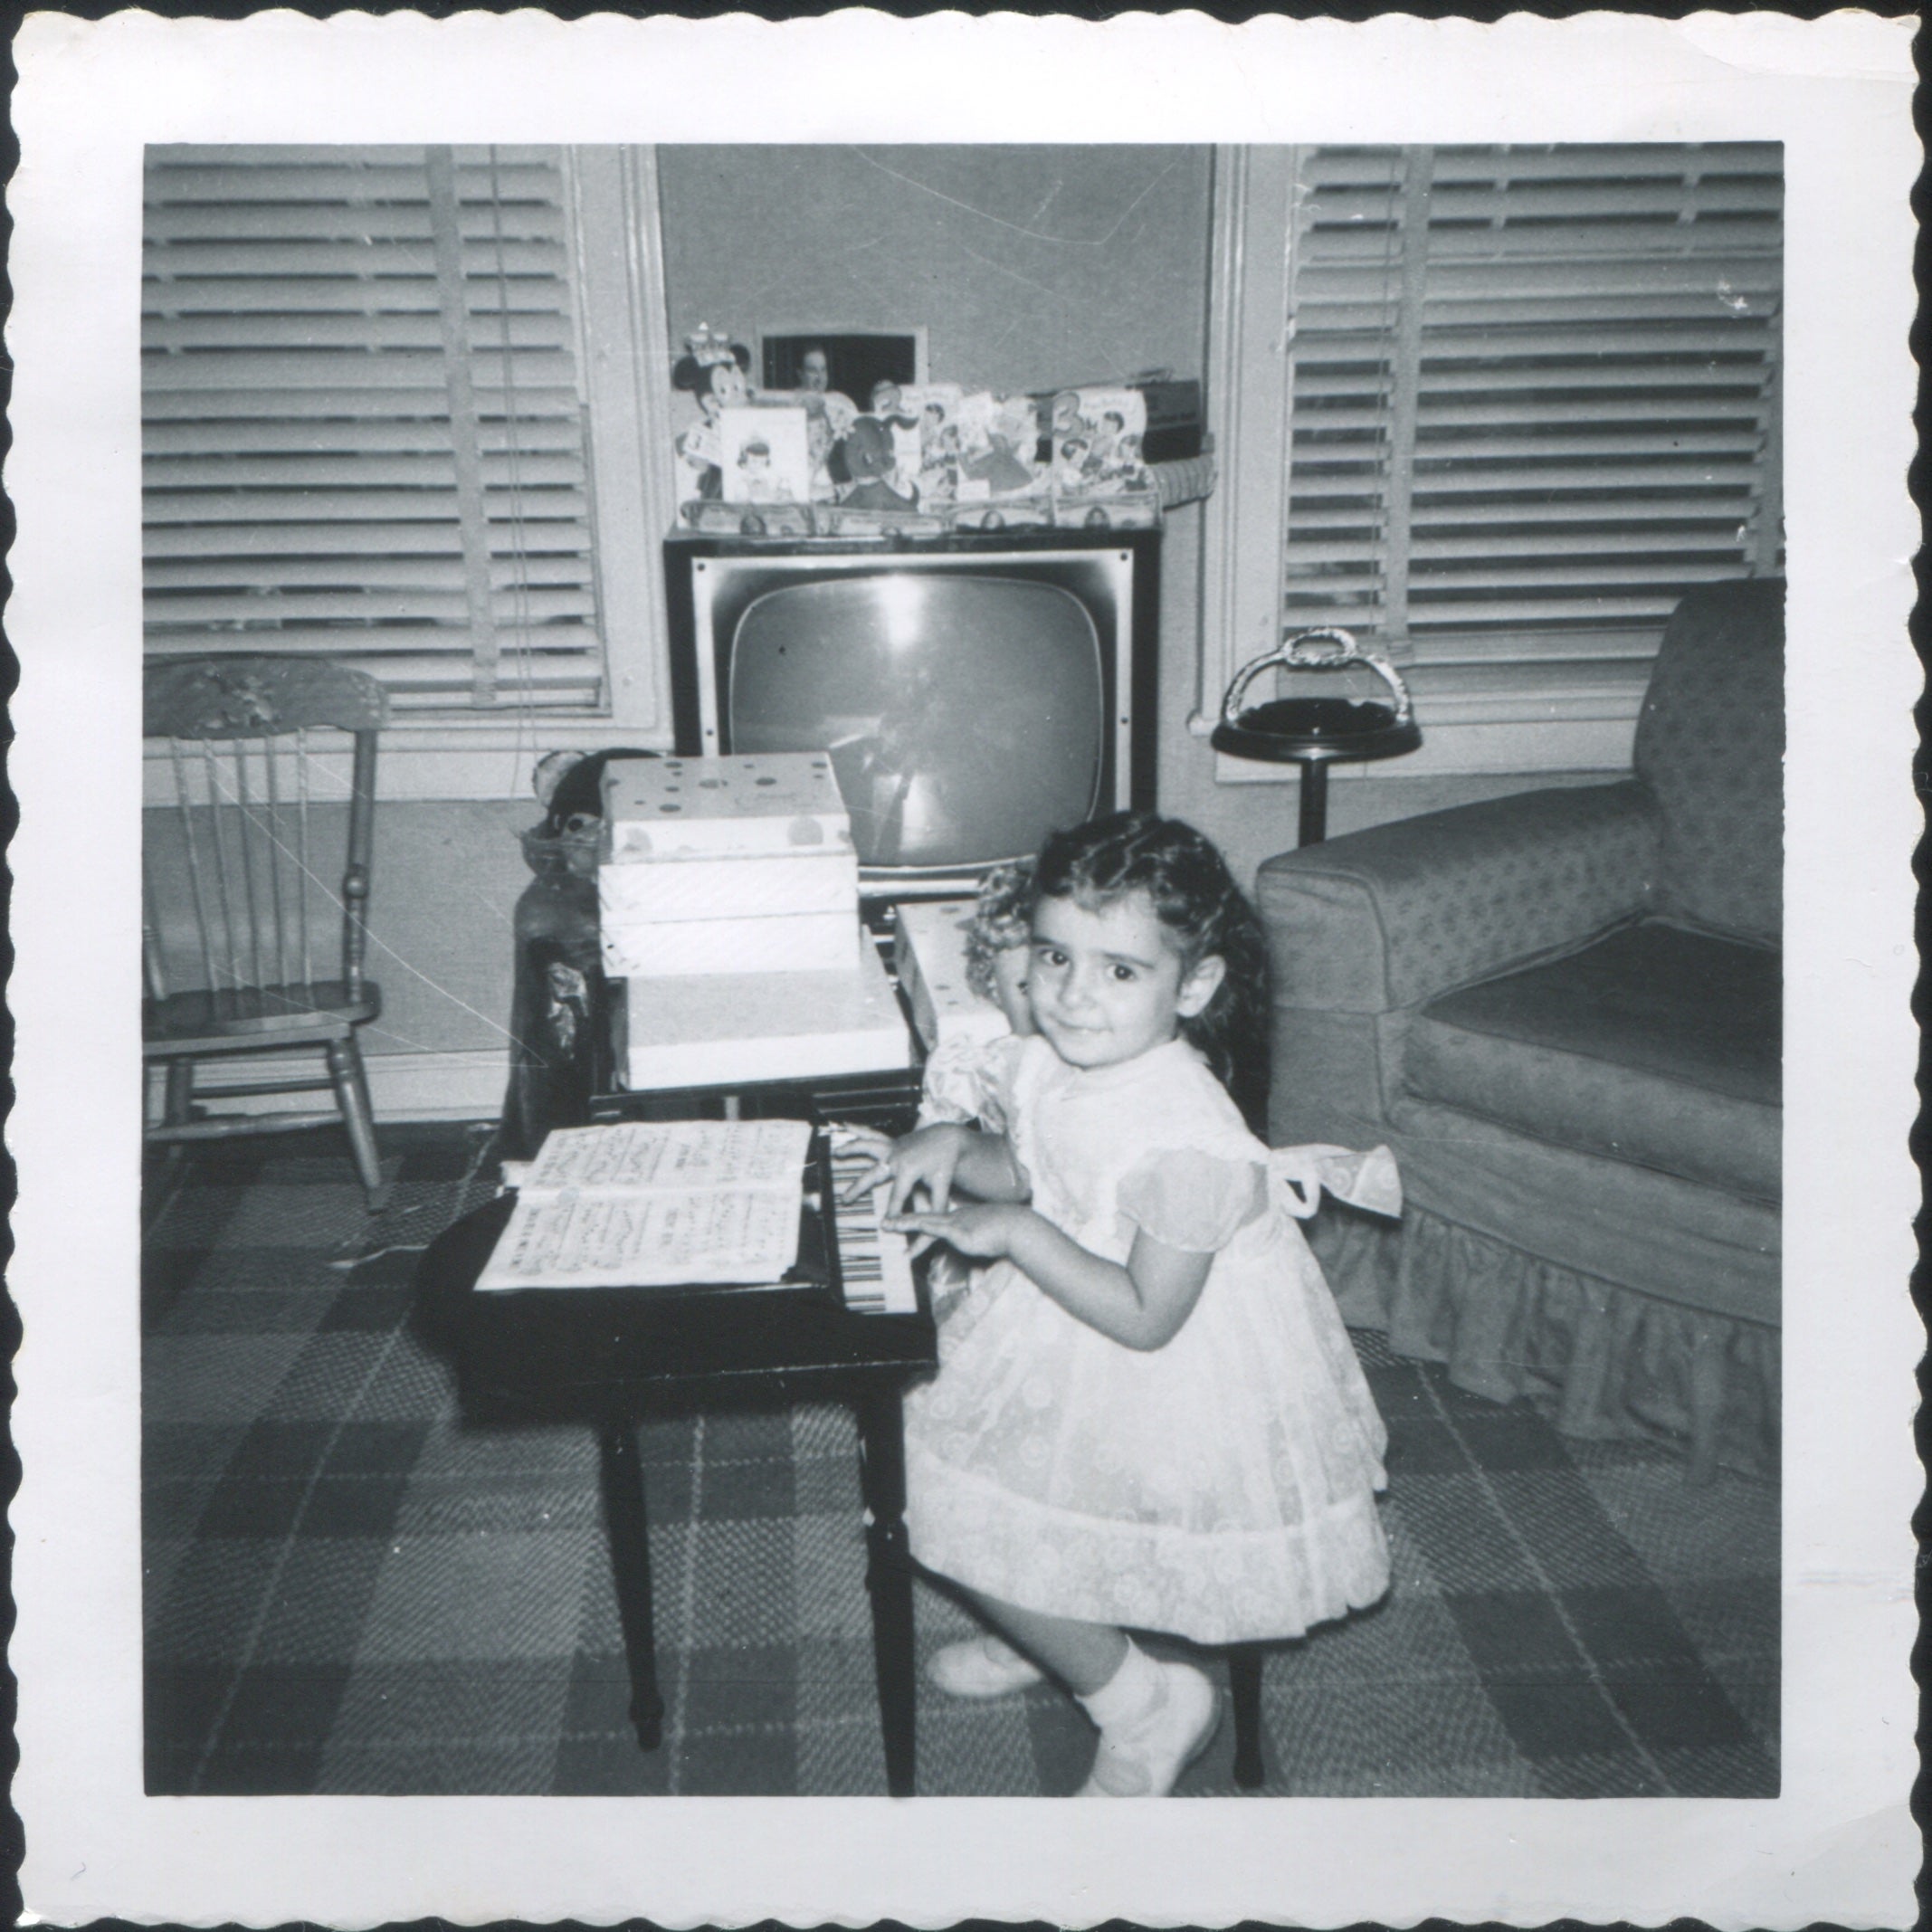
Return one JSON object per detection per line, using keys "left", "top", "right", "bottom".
{"left": 144, "top": 656, "right": 390, "bottom": 1210}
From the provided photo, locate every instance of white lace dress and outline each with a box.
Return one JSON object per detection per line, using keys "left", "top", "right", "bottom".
{"left": 903, "top": 1035, "right": 1391, "bottom": 1645}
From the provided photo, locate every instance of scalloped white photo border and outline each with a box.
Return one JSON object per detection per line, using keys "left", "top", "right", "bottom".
{"left": 9, "top": 12, "right": 1919, "bottom": 1928}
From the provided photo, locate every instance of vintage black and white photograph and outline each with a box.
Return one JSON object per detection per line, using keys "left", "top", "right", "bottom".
{"left": 134, "top": 138, "right": 1787, "bottom": 1804}
{"left": 10, "top": 12, "right": 1918, "bottom": 1929}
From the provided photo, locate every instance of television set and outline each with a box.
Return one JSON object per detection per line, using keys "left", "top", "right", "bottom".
{"left": 663, "top": 528, "right": 1159, "bottom": 896}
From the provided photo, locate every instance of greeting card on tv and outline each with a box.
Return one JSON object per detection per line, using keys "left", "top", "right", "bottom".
{"left": 1051, "top": 385, "right": 1150, "bottom": 496}
{"left": 956, "top": 391, "right": 1044, "bottom": 497}
{"left": 720, "top": 404, "right": 810, "bottom": 505}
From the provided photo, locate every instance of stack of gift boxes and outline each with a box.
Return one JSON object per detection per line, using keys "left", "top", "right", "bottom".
{"left": 598, "top": 751, "right": 907, "bottom": 1088}
{"left": 600, "top": 752, "right": 857, "bottom": 976}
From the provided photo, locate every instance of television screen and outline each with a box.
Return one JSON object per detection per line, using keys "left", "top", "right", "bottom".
{"left": 665, "top": 529, "right": 1158, "bottom": 893}
{"left": 728, "top": 574, "right": 1104, "bottom": 871}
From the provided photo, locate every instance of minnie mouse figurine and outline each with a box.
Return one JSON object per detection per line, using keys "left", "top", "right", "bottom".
{"left": 671, "top": 326, "right": 754, "bottom": 501}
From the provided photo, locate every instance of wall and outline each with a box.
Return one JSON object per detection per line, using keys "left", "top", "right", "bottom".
{"left": 657, "top": 146, "right": 1213, "bottom": 395}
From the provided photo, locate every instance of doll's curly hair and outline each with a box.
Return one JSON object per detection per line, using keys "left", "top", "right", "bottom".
{"left": 1032, "top": 811, "right": 1271, "bottom": 1133}
{"left": 962, "top": 858, "right": 1037, "bottom": 1004}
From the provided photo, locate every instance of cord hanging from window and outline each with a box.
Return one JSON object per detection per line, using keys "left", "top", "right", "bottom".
{"left": 488, "top": 145, "right": 542, "bottom": 746}
{"left": 427, "top": 146, "right": 501, "bottom": 708}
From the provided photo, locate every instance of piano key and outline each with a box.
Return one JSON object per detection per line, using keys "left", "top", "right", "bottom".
{"left": 831, "top": 1148, "right": 918, "bottom": 1316}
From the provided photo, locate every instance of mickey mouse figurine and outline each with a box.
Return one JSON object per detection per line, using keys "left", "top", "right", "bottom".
{"left": 671, "top": 325, "right": 754, "bottom": 501}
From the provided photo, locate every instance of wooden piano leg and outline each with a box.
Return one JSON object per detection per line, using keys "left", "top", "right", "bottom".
{"left": 855, "top": 1385, "right": 917, "bottom": 1797}
{"left": 1229, "top": 1643, "right": 1266, "bottom": 1789}
{"left": 598, "top": 1420, "right": 665, "bottom": 1752}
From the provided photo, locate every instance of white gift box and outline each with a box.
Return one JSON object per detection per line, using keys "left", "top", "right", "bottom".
{"left": 614, "top": 933, "right": 910, "bottom": 1090}
{"left": 599, "top": 849, "right": 858, "bottom": 928}
{"left": 599, "top": 750, "right": 861, "bottom": 977}
{"left": 602, "top": 909, "right": 858, "bottom": 978}
{"left": 603, "top": 751, "right": 853, "bottom": 861}
{"left": 892, "top": 897, "right": 1009, "bottom": 1054}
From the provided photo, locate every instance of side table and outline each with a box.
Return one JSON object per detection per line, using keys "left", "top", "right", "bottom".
{"left": 1212, "top": 697, "right": 1422, "bottom": 846}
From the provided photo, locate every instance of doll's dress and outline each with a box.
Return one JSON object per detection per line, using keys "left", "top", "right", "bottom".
{"left": 914, "top": 1029, "right": 1026, "bottom": 1319}
{"left": 917, "top": 1027, "right": 1025, "bottom": 1137}
{"left": 903, "top": 1035, "right": 1391, "bottom": 1646}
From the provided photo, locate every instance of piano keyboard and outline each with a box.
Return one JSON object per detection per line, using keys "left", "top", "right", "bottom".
{"left": 830, "top": 1147, "right": 919, "bottom": 1316}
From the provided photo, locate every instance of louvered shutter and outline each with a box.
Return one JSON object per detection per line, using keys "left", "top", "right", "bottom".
{"left": 143, "top": 145, "right": 606, "bottom": 712}
{"left": 1281, "top": 145, "right": 1782, "bottom": 709}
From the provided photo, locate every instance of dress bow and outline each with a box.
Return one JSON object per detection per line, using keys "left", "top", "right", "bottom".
{"left": 1268, "top": 1143, "right": 1402, "bottom": 1221}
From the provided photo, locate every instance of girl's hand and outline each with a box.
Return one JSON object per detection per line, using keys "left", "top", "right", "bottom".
{"left": 833, "top": 1122, "right": 969, "bottom": 1218}
{"left": 883, "top": 1202, "right": 1023, "bottom": 1262}
{"left": 828, "top": 1123, "right": 894, "bottom": 1194}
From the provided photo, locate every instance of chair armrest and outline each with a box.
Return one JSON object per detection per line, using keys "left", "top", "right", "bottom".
{"left": 1255, "top": 780, "right": 1657, "bottom": 1014}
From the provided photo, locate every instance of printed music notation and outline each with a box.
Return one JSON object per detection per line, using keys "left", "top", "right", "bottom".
{"left": 519, "top": 1119, "right": 808, "bottom": 1193}
{"left": 476, "top": 1118, "right": 812, "bottom": 1292}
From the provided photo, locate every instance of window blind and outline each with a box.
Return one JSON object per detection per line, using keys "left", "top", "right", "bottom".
{"left": 1281, "top": 145, "right": 1782, "bottom": 709}
{"left": 143, "top": 145, "right": 605, "bottom": 712}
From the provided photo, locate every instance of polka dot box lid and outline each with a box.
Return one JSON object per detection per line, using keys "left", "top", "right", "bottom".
{"left": 603, "top": 751, "right": 854, "bottom": 861}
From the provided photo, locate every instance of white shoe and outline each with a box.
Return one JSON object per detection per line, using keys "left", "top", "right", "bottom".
{"left": 926, "top": 1632, "right": 1048, "bottom": 1699}
{"left": 1079, "top": 1658, "right": 1221, "bottom": 1796}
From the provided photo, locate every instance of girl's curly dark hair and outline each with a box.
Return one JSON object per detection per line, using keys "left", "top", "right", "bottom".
{"left": 1032, "top": 810, "right": 1271, "bottom": 1133}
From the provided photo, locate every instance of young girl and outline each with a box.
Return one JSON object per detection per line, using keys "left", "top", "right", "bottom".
{"left": 852, "top": 812, "right": 1391, "bottom": 1796}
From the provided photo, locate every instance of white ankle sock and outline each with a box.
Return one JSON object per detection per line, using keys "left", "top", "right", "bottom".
{"left": 1078, "top": 1637, "right": 1165, "bottom": 1732}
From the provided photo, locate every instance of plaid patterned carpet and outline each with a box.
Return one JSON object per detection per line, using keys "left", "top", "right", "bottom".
{"left": 143, "top": 1125, "right": 1778, "bottom": 1798}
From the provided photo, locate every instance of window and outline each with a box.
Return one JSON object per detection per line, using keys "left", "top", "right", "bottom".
{"left": 1199, "top": 144, "right": 1783, "bottom": 771}
{"left": 143, "top": 145, "right": 661, "bottom": 719}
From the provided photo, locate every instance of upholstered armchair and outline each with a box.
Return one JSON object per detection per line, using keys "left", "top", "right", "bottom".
{"left": 1257, "top": 581, "right": 1782, "bottom": 1480}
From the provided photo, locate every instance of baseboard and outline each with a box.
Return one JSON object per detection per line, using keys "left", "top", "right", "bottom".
{"left": 152, "top": 1048, "right": 509, "bottom": 1126}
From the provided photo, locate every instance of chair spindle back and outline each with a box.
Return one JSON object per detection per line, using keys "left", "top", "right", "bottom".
{"left": 145, "top": 659, "right": 388, "bottom": 1014}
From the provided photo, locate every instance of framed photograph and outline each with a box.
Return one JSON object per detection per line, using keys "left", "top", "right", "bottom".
{"left": 757, "top": 325, "right": 928, "bottom": 405}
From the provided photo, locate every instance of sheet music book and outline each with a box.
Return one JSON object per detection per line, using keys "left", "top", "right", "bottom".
{"left": 475, "top": 1118, "right": 813, "bottom": 1292}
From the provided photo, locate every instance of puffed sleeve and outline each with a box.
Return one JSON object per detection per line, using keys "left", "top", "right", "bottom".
{"left": 1117, "top": 1147, "right": 1268, "bottom": 1252}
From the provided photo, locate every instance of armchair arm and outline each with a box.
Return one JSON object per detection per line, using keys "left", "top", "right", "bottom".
{"left": 1255, "top": 780, "right": 1658, "bottom": 1015}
